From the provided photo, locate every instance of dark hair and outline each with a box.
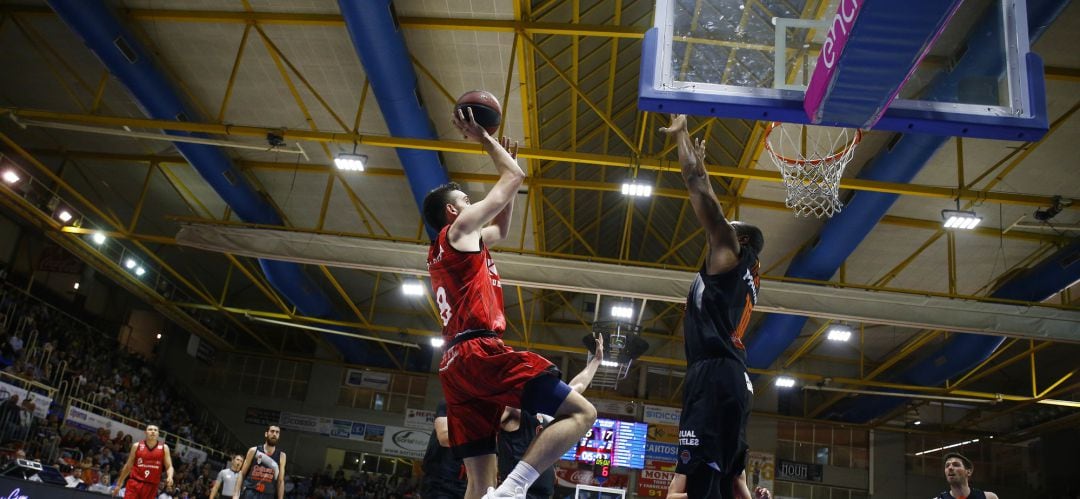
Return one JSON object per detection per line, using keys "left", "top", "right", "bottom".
{"left": 944, "top": 452, "right": 972, "bottom": 470}
{"left": 731, "top": 221, "right": 764, "bottom": 256}
{"left": 422, "top": 182, "right": 462, "bottom": 232}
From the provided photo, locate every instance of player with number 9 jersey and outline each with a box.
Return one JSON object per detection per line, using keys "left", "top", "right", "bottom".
{"left": 113, "top": 425, "right": 173, "bottom": 499}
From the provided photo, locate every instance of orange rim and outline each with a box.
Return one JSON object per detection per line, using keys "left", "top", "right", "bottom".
{"left": 763, "top": 121, "right": 863, "bottom": 166}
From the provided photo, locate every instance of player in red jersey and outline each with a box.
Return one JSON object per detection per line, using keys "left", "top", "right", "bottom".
{"left": 423, "top": 108, "right": 597, "bottom": 499}
{"left": 113, "top": 424, "right": 174, "bottom": 499}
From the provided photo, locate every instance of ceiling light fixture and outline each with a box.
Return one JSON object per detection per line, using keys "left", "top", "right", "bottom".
{"left": 600, "top": 360, "right": 620, "bottom": 368}
{"left": 430, "top": 337, "right": 445, "bottom": 348}
{"left": 335, "top": 142, "right": 367, "bottom": 172}
{"left": 827, "top": 324, "right": 853, "bottom": 342}
{"left": 402, "top": 280, "right": 425, "bottom": 296}
{"left": 2, "top": 170, "right": 19, "bottom": 184}
{"left": 621, "top": 182, "right": 652, "bottom": 197}
{"left": 775, "top": 376, "right": 796, "bottom": 388}
{"left": 135, "top": 266, "right": 146, "bottom": 276}
{"left": 942, "top": 209, "right": 981, "bottom": 229}
{"left": 611, "top": 304, "right": 633, "bottom": 319}
{"left": 124, "top": 258, "right": 137, "bottom": 269}
{"left": 92, "top": 232, "right": 107, "bottom": 245}
{"left": 57, "top": 210, "right": 73, "bottom": 223}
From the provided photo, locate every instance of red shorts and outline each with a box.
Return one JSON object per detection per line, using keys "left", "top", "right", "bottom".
{"left": 439, "top": 335, "right": 559, "bottom": 457}
{"left": 124, "top": 479, "right": 158, "bottom": 499}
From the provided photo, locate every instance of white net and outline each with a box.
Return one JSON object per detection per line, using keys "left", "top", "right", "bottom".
{"left": 764, "top": 122, "right": 862, "bottom": 218}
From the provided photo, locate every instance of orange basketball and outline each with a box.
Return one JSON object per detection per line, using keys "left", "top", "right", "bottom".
{"left": 455, "top": 90, "right": 502, "bottom": 135}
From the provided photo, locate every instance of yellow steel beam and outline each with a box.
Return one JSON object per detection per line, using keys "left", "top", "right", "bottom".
{"left": 782, "top": 320, "right": 833, "bottom": 369}
{"left": 217, "top": 23, "right": 252, "bottom": 122}
{"left": 316, "top": 173, "right": 334, "bottom": 231}
{"left": 521, "top": 33, "right": 638, "bottom": 153}
{"left": 10, "top": 108, "right": 1072, "bottom": 210}
{"left": 127, "top": 163, "right": 156, "bottom": 233}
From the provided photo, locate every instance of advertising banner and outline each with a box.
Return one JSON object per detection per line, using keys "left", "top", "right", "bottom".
{"left": 642, "top": 404, "right": 681, "bottom": 426}
{"left": 747, "top": 451, "right": 775, "bottom": 491}
{"left": 403, "top": 408, "right": 436, "bottom": 430}
{"left": 380, "top": 426, "right": 431, "bottom": 459}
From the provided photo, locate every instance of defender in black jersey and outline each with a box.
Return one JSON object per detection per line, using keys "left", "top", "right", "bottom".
{"left": 661, "top": 114, "right": 764, "bottom": 499}
{"left": 422, "top": 401, "right": 468, "bottom": 499}
{"left": 497, "top": 335, "right": 604, "bottom": 499}
{"left": 936, "top": 453, "right": 999, "bottom": 499}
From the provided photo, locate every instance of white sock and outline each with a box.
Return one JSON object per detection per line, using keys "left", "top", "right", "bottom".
{"left": 496, "top": 461, "right": 539, "bottom": 494}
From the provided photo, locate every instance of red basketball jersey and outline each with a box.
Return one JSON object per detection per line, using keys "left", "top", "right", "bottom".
{"left": 427, "top": 226, "right": 506, "bottom": 339}
{"left": 133, "top": 440, "right": 165, "bottom": 484}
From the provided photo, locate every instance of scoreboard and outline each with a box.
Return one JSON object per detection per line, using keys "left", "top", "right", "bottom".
{"left": 560, "top": 418, "right": 647, "bottom": 469}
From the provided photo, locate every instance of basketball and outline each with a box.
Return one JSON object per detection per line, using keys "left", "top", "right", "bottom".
{"left": 455, "top": 90, "right": 502, "bottom": 135}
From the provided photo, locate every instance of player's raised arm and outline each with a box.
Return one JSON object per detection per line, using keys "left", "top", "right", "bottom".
{"left": 660, "top": 114, "right": 741, "bottom": 274}
{"left": 448, "top": 108, "right": 525, "bottom": 246}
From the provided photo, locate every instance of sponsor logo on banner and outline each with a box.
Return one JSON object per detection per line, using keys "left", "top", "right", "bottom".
{"left": 747, "top": 451, "right": 775, "bottom": 492}
{"left": 590, "top": 398, "right": 637, "bottom": 417}
{"left": 364, "top": 424, "right": 385, "bottom": 443}
{"left": 278, "top": 412, "right": 321, "bottom": 432}
{"left": 0, "top": 381, "right": 52, "bottom": 419}
{"left": 637, "top": 459, "right": 677, "bottom": 497}
{"left": 345, "top": 369, "right": 391, "bottom": 390}
{"left": 776, "top": 458, "right": 823, "bottom": 482}
{"left": 351, "top": 423, "right": 367, "bottom": 441}
{"left": 554, "top": 463, "right": 629, "bottom": 488}
{"left": 643, "top": 404, "right": 681, "bottom": 425}
{"left": 403, "top": 408, "right": 436, "bottom": 430}
{"left": 64, "top": 406, "right": 142, "bottom": 441}
{"left": 330, "top": 420, "right": 352, "bottom": 439}
{"left": 380, "top": 426, "right": 430, "bottom": 459}
{"left": 646, "top": 423, "right": 679, "bottom": 444}
{"left": 644, "top": 441, "right": 678, "bottom": 461}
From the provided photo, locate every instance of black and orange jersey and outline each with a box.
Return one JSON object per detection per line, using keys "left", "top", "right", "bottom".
{"left": 683, "top": 246, "right": 760, "bottom": 366}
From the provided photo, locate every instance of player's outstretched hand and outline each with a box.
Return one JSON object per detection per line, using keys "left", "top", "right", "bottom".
{"left": 592, "top": 334, "right": 604, "bottom": 364}
{"left": 498, "top": 136, "right": 519, "bottom": 159}
{"left": 754, "top": 487, "right": 772, "bottom": 499}
{"left": 452, "top": 107, "right": 489, "bottom": 142}
{"left": 659, "top": 114, "right": 688, "bottom": 136}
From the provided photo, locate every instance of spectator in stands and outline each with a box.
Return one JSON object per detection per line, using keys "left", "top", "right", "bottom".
{"left": 8, "top": 333, "right": 23, "bottom": 357}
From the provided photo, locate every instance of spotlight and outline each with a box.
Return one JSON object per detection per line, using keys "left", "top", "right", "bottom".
{"left": 2, "top": 170, "right": 19, "bottom": 184}
{"left": 621, "top": 182, "right": 652, "bottom": 197}
{"left": 135, "top": 266, "right": 146, "bottom": 276}
{"left": 57, "top": 210, "right": 73, "bottom": 223}
{"left": 156, "top": 333, "right": 162, "bottom": 340}
{"left": 610, "top": 304, "right": 633, "bottom": 319}
{"left": 124, "top": 259, "right": 137, "bottom": 269}
{"left": 913, "top": 420, "right": 922, "bottom": 426}
{"left": 430, "top": 337, "right": 445, "bottom": 348}
{"left": 334, "top": 153, "right": 367, "bottom": 172}
{"left": 827, "top": 324, "right": 853, "bottom": 342}
{"left": 941, "top": 209, "right": 981, "bottom": 230}
{"left": 92, "top": 232, "right": 107, "bottom": 245}
{"left": 600, "top": 360, "right": 619, "bottom": 368}
{"left": 402, "top": 280, "right": 425, "bottom": 296}
{"left": 775, "top": 376, "right": 796, "bottom": 388}
{"left": 73, "top": 282, "right": 80, "bottom": 290}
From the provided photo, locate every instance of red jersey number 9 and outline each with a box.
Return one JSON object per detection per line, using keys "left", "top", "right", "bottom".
{"left": 436, "top": 287, "right": 452, "bottom": 326}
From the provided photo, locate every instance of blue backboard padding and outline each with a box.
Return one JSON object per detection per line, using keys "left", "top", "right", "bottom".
{"left": 810, "top": 0, "right": 964, "bottom": 128}
{"left": 638, "top": 28, "right": 1048, "bottom": 141}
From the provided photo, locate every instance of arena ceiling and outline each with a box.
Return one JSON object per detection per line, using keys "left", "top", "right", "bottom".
{"left": 0, "top": 0, "right": 1077, "bottom": 441}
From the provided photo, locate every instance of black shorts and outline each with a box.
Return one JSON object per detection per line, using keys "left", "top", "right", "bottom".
{"left": 676, "top": 357, "right": 752, "bottom": 498}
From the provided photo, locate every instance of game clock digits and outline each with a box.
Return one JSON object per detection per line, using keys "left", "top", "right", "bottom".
{"left": 560, "top": 418, "right": 647, "bottom": 469}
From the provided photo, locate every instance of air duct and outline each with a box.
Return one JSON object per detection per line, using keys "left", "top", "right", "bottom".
{"left": 46, "top": 0, "right": 412, "bottom": 368}
{"left": 338, "top": 0, "right": 451, "bottom": 238}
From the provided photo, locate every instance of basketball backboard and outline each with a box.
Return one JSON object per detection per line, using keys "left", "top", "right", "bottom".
{"left": 639, "top": 0, "right": 1048, "bottom": 140}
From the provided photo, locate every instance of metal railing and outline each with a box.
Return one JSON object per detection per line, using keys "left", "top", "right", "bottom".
{"left": 66, "top": 397, "right": 231, "bottom": 462}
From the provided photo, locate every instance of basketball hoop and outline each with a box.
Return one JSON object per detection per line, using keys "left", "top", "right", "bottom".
{"left": 764, "top": 122, "right": 862, "bottom": 218}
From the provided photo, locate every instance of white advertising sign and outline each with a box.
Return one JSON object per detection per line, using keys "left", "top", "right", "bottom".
{"left": 643, "top": 404, "right": 682, "bottom": 426}
{"left": 380, "top": 425, "right": 431, "bottom": 459}
{"left": 403, "top": 408, "right": 436, "bottom": 430}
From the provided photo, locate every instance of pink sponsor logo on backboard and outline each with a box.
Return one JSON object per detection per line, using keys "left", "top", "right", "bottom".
{"left": 803, "top": 0, "right": 863, "bottom": 122}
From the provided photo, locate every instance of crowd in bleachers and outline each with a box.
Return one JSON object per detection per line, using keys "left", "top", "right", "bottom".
{"left": 0, "top": 280, "right": 422, "bottom": 498}
{"left": 0, "top": 283, "right": 229, "bottom": 497}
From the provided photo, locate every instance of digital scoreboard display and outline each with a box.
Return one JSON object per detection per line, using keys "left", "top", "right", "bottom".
{"left": 560, "top": 418, "right": 647, "bottom": 469}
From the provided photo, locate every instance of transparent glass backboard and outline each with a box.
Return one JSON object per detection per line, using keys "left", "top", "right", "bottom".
{"left": 639, "top": 0, "right": 1048, "bottom": 140}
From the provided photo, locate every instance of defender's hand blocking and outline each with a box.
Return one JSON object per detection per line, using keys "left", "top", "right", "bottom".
{"left": 755, "top": 487, "right": 772, "bottom": 499}
{"left": 499, "top": 136, "right": 519, "bottom": 159}
{"left": 452, "top": 107, "right": 489, "bottom": 142}
{"left": 659, "top": 113, "right": 687, "bottom": 135}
